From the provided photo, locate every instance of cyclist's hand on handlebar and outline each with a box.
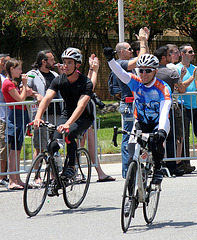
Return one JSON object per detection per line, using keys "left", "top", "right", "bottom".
{"left": 57, "top": 123, "right": 69, "bottom": 133}
{"left": 154, "top": 129, "right": 167, "bottom": 143}
{"left": 32, "top": 118, "right": 45, "bottom": 128}
{"left": 154, "top": 129, "right": 167, "bottom": 153}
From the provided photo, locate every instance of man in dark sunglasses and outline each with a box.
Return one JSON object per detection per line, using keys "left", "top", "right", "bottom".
{"left": 176, "top": 43, "right": 197, "bottom": 173}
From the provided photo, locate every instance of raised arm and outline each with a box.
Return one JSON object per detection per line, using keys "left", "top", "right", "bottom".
{"left": 108, "top": 58, "right": 131, "bottom": 84}
{"left": 87, "top": 54, "right": 99, "bottom": 91}
{"left": 127, "top": 27, "right": 150, "bottom": 71}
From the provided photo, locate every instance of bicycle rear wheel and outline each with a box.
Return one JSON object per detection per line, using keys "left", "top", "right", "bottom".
{"left": 121, "top": 161, "right": 137, "bottom": 233}
{"left": 143, "top": 168, "right": 161, "bottom": 224}
{"left": 63, "top": 147, "right": 91, "bottom": 209}
{"left": 23, "top": 153, "right": 50, "bottom": 217}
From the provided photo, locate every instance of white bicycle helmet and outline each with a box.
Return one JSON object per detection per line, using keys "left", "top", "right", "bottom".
{"left": 136, "top": 54, "right": 159, "bottom": 69}
{"left": 61, "top": 47, "right": 82, "bottom": 63}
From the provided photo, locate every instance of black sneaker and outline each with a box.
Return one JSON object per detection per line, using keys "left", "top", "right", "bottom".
{"left": 61, "top": 167, "right": 76, "bottom": 180}
{"left": 169, "top": 168, "right": 184, "bottom": 176}
{"left": 177, "top": 162, "right": 195, "bottom": 174}
{"left": 152, "top": 169, "right": 163, "bottom": 184}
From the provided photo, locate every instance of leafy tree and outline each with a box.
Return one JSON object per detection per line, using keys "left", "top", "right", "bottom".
{"left": 1, "top": 0, "right": 197, "bottom": 57}
{"left": 123, "top": 0, "right": 197, "bottom": 49}
{"left": 1, "top": 0, "right": 120, "bottom": 61}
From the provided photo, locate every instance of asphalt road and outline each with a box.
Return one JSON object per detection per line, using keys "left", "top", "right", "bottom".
{"left": 1, "top": 161, "right": 197, "bottom": 240}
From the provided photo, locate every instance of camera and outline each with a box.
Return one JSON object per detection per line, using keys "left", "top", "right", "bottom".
{"left": 92, "top": 93, "right": 105, "bottom": 109}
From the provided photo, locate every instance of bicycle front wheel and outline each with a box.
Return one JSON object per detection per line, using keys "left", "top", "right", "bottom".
{"left": 121, "top": 161, "right": 137, "bottom": 233}
{"left": 23, "top": 153, "right": 50, "bottom": 217}
{"left": 63, "top": 147, "right": 91, "bottom": 209}
{"left": 143, "top": 169, "right": 161, "bottom": 224}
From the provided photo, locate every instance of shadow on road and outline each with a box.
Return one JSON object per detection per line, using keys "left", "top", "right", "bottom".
{"left": 55, "top": 205, "right": 119, "bottom": 215}
{"left": 126, "top": 219, "right": 197, "bottom": 234}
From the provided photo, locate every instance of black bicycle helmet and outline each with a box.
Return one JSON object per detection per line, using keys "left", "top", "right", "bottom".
{"left": 61, "top": 47, "right": 82, "bottom": 63}
{"left": 136, "top": 54, "right": 159, "bottom": 69}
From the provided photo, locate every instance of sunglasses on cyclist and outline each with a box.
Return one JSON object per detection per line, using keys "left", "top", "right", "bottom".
{"left": 187, "top": 50, "right": 195, "bottom": 54}
{"left": 139, "top": 68, "right": 155, "bottom": 74}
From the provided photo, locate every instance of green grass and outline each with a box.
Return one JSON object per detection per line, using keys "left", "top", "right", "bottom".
{"left": 97, "top": 128, "right": 122, "bottom": 154}
{"left": 96, "top": 111, "right": 122, "bottom": 153}
{"left": 97, "top": 111, "right": 121, "bottom": 129}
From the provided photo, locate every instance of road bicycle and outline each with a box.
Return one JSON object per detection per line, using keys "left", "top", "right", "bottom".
{"left": 23, "top": 121, "right": 91, "bottom": 217}
{"left": 112, "top": 126, "right": 161, "bottom": 232}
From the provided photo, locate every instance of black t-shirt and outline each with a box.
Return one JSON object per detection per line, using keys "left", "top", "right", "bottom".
{"left": 49, "top": 73, "right": 94, "bottom": 120}
{"left": 40, "top": 71, "right": 55, "bottom": 89}
{"left": 40, "top": 71, "right": 61, "bottom": 115}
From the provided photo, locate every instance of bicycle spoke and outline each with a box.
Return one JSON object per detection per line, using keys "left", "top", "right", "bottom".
{"left": 121, "top": 161, "right": 137, "bottom": 233}
{"left": 23, "top": 153, "right": 50, "bottom": 217}
{"left": 63, "top": 148, "right": 91, "bottom": 209}
{"left": 143, "top": 176, "right": 161, "bottom": 224}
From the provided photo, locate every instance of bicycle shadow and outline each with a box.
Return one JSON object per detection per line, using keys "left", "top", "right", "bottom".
{"left": 126, "top": 219, "right": 197, "bottom": 234}
{"left": 44, "top": 205, "right": 120, "bottom": 217}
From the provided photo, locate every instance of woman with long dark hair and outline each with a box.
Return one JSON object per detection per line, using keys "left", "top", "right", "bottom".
{"left": 2, "top": 58, "right": 32, "bottom": 190}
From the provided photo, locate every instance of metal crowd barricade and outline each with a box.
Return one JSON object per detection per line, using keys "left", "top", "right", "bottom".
{"left": 164, "top": 92, "right": 197, "bottom": 162}
{"left": 1, "top": 92, "right": 197, "bottom": 184}
{"left": 0, "top": 99, "right": 100, "bottom": 181}
{"left": 120, "top": 92, "right": 197, "bottom": 165}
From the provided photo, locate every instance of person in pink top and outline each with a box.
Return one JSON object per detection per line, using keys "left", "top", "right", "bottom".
{"left": 2, "top": 58, "right": 32, "bottom": 190}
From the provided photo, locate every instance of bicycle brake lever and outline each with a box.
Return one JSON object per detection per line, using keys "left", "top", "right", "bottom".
{"left": 63, "top": 129, "right": 71, "bottom": 144}
{"left": 26, "top": 122, "right": 33, "bottom": 136}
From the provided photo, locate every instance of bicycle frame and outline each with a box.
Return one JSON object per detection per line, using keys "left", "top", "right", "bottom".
{"left": 133, "top": 134, "right": 152, "bottom": 203}
{"left": 113, "top": 127, "right": 154, "bottom": 203}
{"left": 117, "top": 126, "right": 161, "bottom": 231}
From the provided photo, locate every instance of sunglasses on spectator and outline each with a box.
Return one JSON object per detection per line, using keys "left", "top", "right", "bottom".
{"left": 139, "top": 68, "right": 155, "bottom": 74}
{"left": 124, "top": 47, "right": 133, "bottom": 51}
{"left": 187, "top": 50, "right": 195, "bottom": 54}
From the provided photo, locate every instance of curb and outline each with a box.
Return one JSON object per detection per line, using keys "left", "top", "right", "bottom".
{"left": 99, "top": 153, "right": 122, "bottom": 164}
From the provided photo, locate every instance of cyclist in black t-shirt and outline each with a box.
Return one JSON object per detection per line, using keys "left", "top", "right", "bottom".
{"left": 33, "top": 47, "right": 93, "bottom": 179}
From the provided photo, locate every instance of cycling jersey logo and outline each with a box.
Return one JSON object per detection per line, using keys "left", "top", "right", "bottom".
{"left": 135, "top": 87, "right": 160, "bottom": 124}
{"left": 135, "top": 98, "right": 160, "bottom": 123}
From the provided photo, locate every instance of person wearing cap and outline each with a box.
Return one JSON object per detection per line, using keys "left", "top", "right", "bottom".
{"left": 104, "top": 47, "right": 172, "bottom": 184}
{"left": 33, "top": 47, "right": 94, "bottom": 183}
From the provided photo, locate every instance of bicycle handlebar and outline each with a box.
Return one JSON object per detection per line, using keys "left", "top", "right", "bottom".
{"left": 112, "top": 126, "right": 128, "bottom": 147}
{"left": 112, "top": 126, "right": 155, "bottom": 147}
{"left": 27, "top": 121, "right": 71, "bottom": 144}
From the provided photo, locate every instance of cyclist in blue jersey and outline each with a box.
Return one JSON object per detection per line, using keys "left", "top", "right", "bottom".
{"left": 104, "top": 49, "right": 172, "bottom": 184}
